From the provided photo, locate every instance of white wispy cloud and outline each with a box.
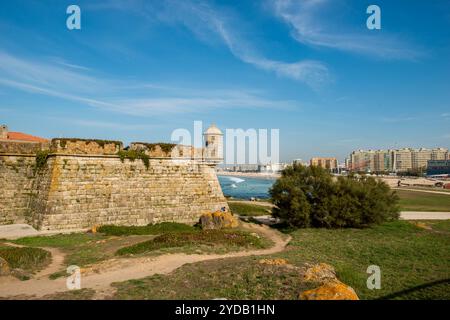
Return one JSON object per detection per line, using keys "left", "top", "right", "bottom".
{"left": 0, "top": 50, "right": 298, "bottom": 116}
{"left": 0, "top": 52, "right": 103, "bottom": 93}
{"left": 93, "top": 0, "right": 329, "bottom": 87}
{"left": 441, "top": 113, "right": 450, "bottom": 120}
{"left": 270, "top": 0, "right": 424, "bottom": 60}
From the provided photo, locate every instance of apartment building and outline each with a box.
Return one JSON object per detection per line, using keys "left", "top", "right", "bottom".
{"left": 348, "top": 147, "right": 449, "bottom": 173}
{"left": 432, "top": 148, "right": 448, "bottom": 160}
{"left": 310, "top": 157, "right": 338, "bottom": 171}
{"left": 411, "top": 148, "right": 432, "bottom": 170}
{"left": 348, "top": 150, "right": 376, "bottom": 172}
{"left": 393, "top": 148, "right": 414, "bottom": 172}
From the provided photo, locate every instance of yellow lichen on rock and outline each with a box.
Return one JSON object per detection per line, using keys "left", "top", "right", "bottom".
{"left": 412, "top": 221, "right": 432, "bottom": 230}
{"left": 303, "top": 263, "right": 337, "bottom": 282}
{"left": 300, "top": 263, "right": 359, "bottom": 300}
{"left": 299, "top": 280, "right": 359, "bottom": 300}
{"left": 200, "top": 211, "right": 239, "bottom": 230}
{"left": 259, "top": 258, "right": 288, "bottom": 266}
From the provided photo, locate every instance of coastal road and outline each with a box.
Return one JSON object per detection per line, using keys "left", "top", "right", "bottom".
{"left": 399, "top": 211, "right": 450, "bottom": 220}
{"left": 393, "top": 188, "right": 450, "bottom": 196}
{"left": 246, "top": 212, "right": 450, "bottom": 223}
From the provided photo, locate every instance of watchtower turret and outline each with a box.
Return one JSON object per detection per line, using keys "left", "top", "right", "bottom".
{"left": 203, "top": 123, "right": 223, "bottom": 164}
{"left": 0, "top": 125, "right": 8, "bottom": 140}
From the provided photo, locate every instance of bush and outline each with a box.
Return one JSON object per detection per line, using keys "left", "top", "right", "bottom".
{"left": 269, "top": 164, "right": 400, "bottom": 228}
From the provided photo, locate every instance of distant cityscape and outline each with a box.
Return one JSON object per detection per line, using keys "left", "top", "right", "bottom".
{"left": 1, "top": 124, "right": 449, "bottom": 177}
{"left": 219, "top": 147, "right": 450, "bottom": 177}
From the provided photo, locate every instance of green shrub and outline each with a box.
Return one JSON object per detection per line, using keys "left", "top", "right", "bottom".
{"left": 269, "top": 164, "right": 400, "bottom": 228}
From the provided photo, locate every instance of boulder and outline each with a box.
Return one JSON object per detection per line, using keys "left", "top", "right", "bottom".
{"left": 89, "top": 225, "right": 99, "bottom": 234}
{"left": 259, "top": 258, "right": 288, "bottom": 266}
{"left": 200, "top": 211, "right": 239, "bottom": 230}
{"left": 0, "top": 257, "right": 10, "bottom": 276}
{"left": 303, "top": 263, "right": 337, "bottom": 283}
{"left": 299, "top": 280, "right": 359, "bottom": 300}
{"left": 300, "top": 263, "right": 359, "bottom": 300}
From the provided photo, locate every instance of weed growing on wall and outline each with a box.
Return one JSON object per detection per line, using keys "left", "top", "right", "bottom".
{"left": 52, "top": 138, "right": 123, "bottom": 149}
{"left": 34, "top": 150, "right": 50, "bottom": 172}
{"left": 117, "top": 150, "right": 150, "bottom": 169}
{"left": 132, "top": 142, "right": 176, "bottom": 154}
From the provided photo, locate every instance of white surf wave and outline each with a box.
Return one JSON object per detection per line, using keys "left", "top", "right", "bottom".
{"left": 227, "top": 177, "right": 245, "bottom": 184}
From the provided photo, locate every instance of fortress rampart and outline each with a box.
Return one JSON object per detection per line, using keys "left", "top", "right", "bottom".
{"left": 0, "top": 137, "right": 228, "bottom": 230}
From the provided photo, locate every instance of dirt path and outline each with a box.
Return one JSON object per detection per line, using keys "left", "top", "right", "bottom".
{"left": 400, "top": 211, "right": 450, "bottom": 220}
{"left": 394, "top": 188, "right": 450, "bottom": 196}
{"left": 0, "top": 223, "right": 290, "bottom": 299}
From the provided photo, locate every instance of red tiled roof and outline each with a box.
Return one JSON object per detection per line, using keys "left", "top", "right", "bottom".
{"left": 6, "top": 132, "right": 49, "bottom": 143}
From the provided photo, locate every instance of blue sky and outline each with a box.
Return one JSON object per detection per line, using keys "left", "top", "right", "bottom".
{"left": 0, "top": 0, "right": 449, "bottom": 162}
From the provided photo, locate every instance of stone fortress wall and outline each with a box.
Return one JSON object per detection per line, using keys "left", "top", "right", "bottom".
{"left": 0, "top": 134, "right": 228, "bottom": 230}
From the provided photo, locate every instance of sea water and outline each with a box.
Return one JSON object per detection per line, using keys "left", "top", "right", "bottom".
{"left": 218, "top": 175, "right": 276, "bottom": 200}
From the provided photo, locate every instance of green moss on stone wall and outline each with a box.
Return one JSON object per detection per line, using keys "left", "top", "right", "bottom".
{"left": 132, "top": 142, "right": 176, "bottom": 153}
{"left": 117, "top": 150, "right": 150, "bottom": 169}
{"left": 52, "top": 138, "right": 123, "bottom": 149}
{"left": 34, "top": 150, "right": 50, "bottom": 172}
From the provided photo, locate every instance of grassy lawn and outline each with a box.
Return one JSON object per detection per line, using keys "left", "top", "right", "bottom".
{"left": 8, "top": 222, "right": 271, "bottom": 278}
{"left": 13, "top": 233, "right": 115, "bottom": 267}
{"left": 228, "top": 202, "right": 271, "bottom": 216}
{"left": 397, "top": 189, "right": 450, "bottom": 211}
{"left": 112, "top": 220, "right": 450, "bottom": 300}
{"left": 0, "top": 246, "right": 51, "bottom": 279}
{"left": 98, "top": 222, "right": 195, "bottom": 236}
{"left": 277, "top": 220, "right": 450, "bottom": 299}
{"left": 11, "top": 223, "right": 198, "bottom": 267}
{"left": 112, "top": 256, "right": 317, "bottom": 300}
{"left": 116, "top": 230, "right": 268, "bottom": 256}
{"left": 397, "top": 186, "right": 450, "bottom": 193}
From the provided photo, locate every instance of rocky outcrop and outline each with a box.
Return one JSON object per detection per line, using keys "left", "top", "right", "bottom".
{"left": 303, "top": 263, "right": 336, "bottom": 282}
{"left": 259, "top": 258, "right": 288, "bottom": 266}
{"left": 299, "top": 280, "right": 359, "bottom": 300}
{"left": 299, "top": 263, "right": 359, "bottom": 300}
{"left": 200, "top": 211, "right": 239, "bottom": 230}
